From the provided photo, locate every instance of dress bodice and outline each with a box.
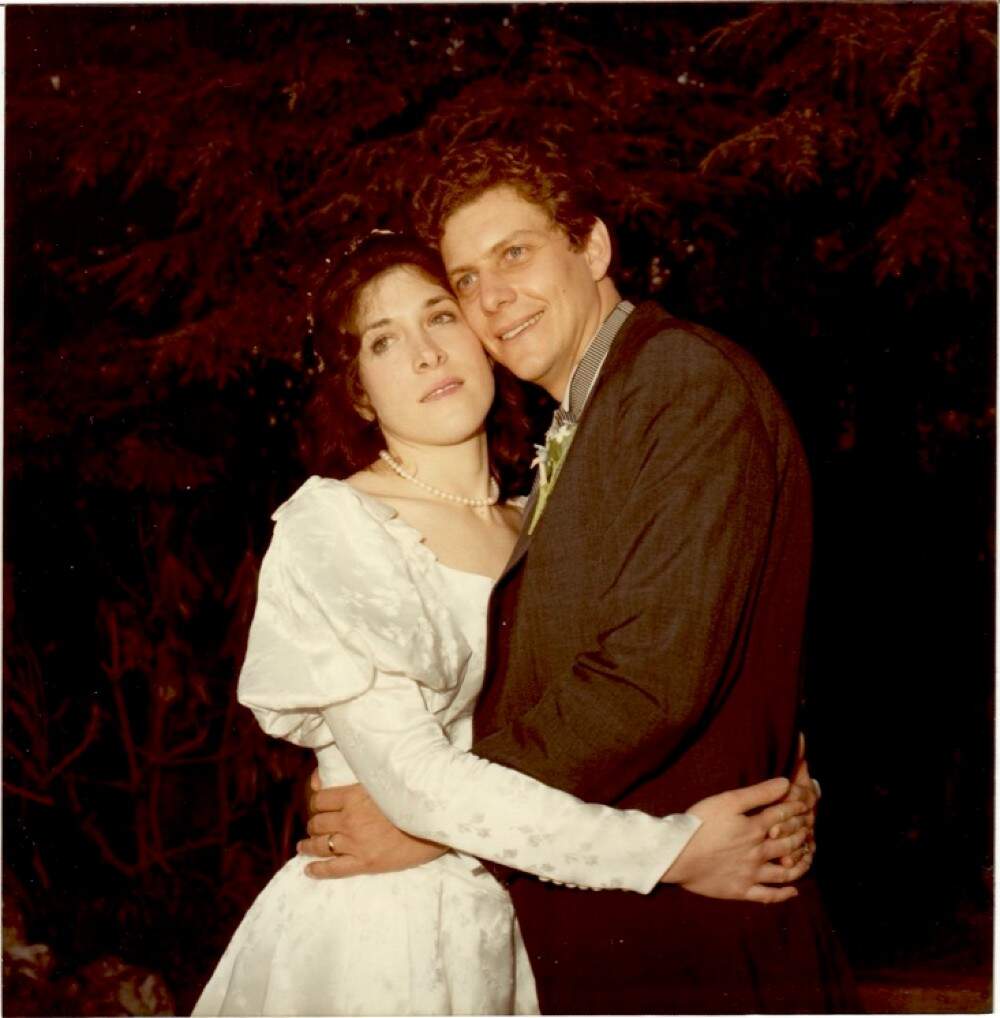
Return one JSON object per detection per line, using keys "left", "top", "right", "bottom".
{"left": 315, "top": 560, "right": 493, "bottom": 785}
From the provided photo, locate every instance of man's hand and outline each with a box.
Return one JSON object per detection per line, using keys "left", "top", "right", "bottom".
{"left": 772, "top": 734, "right": 820, "bottom": 864}
{"left": 662, "top": 777, "right": 813, "bottom": 904}
{"left": 298, "top": 777, "right": 447, "bottom": 879}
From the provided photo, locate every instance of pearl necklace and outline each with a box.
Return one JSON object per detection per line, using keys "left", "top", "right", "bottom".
{"left": 378, "top": 450, "right": 499, "bottom": 507}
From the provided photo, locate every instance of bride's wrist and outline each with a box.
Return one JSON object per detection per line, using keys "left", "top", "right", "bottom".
{"left": 658, "top": 820, "right": 702, "bottom": 884}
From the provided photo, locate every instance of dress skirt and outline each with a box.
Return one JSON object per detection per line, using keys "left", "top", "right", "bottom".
{"left": 194, "top": 852, "right": 538, "bottom": 1016}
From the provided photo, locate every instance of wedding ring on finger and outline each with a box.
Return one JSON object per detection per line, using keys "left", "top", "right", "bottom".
{"left": 326, "top": 833, "right": 340, "bottom": 857}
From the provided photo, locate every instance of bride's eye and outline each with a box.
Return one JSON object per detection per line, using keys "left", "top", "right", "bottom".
{"left": 429, "top": 310, "right": 456, "bottom": 327}
{"left": 369, "top": 334, "right": 394, "bottom": 355}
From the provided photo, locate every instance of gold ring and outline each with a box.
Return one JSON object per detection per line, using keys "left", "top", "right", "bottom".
{"left": 327, "top": 833, "right": 339, "bottom": 856}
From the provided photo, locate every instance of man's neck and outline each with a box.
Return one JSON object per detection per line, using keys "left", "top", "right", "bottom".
{"left": 550, "top": 278, "right": 622, "bottom": 403}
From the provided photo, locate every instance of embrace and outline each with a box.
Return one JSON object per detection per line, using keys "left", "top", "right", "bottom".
{"left": 195, "top": 141, "right": 856, "bottom": 1015}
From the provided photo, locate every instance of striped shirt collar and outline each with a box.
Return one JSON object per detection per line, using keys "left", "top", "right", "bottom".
{"left": 560, "top": 300, "right": 635, "bottom": 419}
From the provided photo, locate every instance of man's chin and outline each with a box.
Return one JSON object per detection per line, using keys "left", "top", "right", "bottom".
{"left": 490, "top": 351, "right": 543, "bottom": 385}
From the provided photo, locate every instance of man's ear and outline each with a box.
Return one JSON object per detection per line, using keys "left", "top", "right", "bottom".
{"left": 583, "top": 218, "right": 613, "bottom": 282}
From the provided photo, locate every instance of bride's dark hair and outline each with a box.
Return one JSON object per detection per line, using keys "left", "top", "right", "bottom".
{"left": 300, "top": 232, "right": 537, "bottom": 496}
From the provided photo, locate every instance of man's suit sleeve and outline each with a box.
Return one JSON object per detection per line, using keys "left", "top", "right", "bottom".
{"left": 472, "top": 333, "right": 778, "bottom": 805}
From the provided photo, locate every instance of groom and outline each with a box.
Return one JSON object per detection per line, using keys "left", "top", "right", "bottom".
{"left": 304, "top": 141, "right": 855, "bottom": 1012}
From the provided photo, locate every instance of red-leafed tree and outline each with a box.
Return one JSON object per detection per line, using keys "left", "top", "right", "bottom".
{"left": 4, "top": 5, "right": 994, "bottom": 1012}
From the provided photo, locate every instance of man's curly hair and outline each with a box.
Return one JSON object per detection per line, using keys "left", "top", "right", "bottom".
{"left": 411, "top": 138, "right": 605, "bottom": 252}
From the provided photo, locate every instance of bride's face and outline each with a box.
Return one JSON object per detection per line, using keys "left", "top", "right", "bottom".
{"left": 353, "top": 265, "right": 495, "bottom": 449}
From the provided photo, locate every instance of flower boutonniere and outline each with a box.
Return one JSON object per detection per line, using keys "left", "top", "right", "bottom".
{"left": 528, "top": 421, "right": 577, "bottom": 534}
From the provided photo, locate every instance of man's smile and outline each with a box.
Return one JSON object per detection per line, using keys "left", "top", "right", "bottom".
{"left": 497, "top": 310, "right": 544, "bottom": 342}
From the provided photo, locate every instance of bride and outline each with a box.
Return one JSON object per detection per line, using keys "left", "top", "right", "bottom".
{"left": 193, "top": 232, "right": 814, "bottom": 1016}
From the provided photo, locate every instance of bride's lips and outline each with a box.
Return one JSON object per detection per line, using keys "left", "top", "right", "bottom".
{"left": 495, "top": 310, "right": 544, "bottom": 343}
{"left": 420, "top": 377, "right": 463, "bottom": 402}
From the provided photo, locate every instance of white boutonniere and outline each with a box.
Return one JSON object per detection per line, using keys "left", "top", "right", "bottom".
{"left": 528, "top": 421, "right": 577, "bottom": 534}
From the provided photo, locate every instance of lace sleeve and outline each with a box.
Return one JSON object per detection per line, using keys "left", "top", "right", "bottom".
{"left": 322, "top": 669, "right": 700, "bottom": 894}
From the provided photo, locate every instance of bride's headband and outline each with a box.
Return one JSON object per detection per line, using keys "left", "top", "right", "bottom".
{"left": 340, "top": 227, "right": 396, "bottom": 261}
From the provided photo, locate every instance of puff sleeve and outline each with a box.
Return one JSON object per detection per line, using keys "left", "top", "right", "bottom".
{"left": 238, "top": 478, "right": 471, "bottom": 748}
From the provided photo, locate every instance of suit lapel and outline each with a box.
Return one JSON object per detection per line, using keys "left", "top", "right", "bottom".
{"left": 495, "top": 303, "right": 656, "bottom": 588}
{"left": 499, "top": 483, "right": 538, "bottom": 584}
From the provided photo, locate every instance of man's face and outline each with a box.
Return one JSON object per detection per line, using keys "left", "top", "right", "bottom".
{"left": 439, "top": 186, "right": 610, "bottom": 401}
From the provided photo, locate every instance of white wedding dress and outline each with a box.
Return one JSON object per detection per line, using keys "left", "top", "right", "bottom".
{"left": 193, "top": 478, "right": 699, "bottom": 1016}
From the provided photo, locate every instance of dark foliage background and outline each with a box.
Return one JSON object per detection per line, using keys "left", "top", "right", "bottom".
{"left": 4, "top": 4, "right": 994, "bottom": 1014}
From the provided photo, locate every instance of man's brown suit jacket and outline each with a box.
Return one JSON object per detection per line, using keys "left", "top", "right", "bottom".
{"left": 473, "top": 302, "right": 855, "bottom": 1014}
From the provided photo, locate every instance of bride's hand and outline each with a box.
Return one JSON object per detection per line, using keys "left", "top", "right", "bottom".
{"left": 660, "top": 777, "right": 813, "bottom": 904}
{"left": 298, "top": 780, "right": 447, "bottom": 879}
